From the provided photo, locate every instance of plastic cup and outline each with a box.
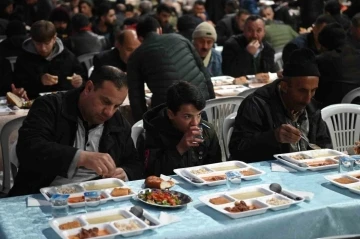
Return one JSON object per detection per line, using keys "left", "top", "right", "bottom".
{"left": 338, "top": 156, "right": 355, "bottom": 173}
{"left": 51, "top": 194, "right": 69, "bottom": 218}
{"left": 225, "top": 171, "right": 242, "bottom": 190}
{"left": 85, "top": 191, "right": 101, "bottom": 212}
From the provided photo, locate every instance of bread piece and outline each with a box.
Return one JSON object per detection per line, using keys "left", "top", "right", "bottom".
{"left": 111, "top": 187, "right": 131, "bottom": 197}
{"left": 145, "top": 176, "right": 174, "bottom": 189}
{"left": 6, "top": 92, "right": 23, "bottom": 108}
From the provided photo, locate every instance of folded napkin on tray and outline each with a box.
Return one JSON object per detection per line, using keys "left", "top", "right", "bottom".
{"left": 27, "top": 195, "right": 51, "bottom": 207}
{"left": 160, "top": 174, "right": 179, "bottom": 184}
{"left": 271, "top": 162, "right": 297, "bottom": 173}
{"left": 159, "top": 212, "right": 181, "bottom": 225}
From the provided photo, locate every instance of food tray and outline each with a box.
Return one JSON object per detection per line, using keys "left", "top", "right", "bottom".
{"left": 274, "top": 149, "right": 346, "bottom": 171}
{"left": 40, "top": 178, "right": 135, "bottom": 207}
{"left": 49, "top": 207, "right": 162, "bottom": 239}
{"left": 198, "top": 184, "right": 303, "bottom": 219}
{"left": 324, "top": 170, "right": 360, "bottom": 194}
{"left": 173, "top": 161, "right": 266, "bottom": 187}
{"left": 211, "top": 76, "right": 234, "bottom": 86}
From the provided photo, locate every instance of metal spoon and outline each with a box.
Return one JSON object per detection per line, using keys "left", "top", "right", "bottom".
{"left": 269, "top": 183, "right": 303, "bottom": 201}
{"left": 300, "top": 134, "right": 321, "bottom": 150}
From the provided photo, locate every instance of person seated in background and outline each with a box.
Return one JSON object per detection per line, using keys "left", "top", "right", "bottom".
{"left": 0, "top": 20, "right": 27, "bottom": 58}
{"left": 154, "top": 3, "right": 175, "bottom": 34}
{"left": 260, "top": 6, "right": 298, "bottom": 53}
{"left": 92, "top": 2, "right": 118, "bottom": 49}
{"left": 177, "top": 14, "right": 202, "bottom": 42}
{"left": 8, "top": 66, "right": 143, "bottom": 197}
{"left": 315, "top": 23, "right": 360, "bottom": 108}
{"left": 19, "top": 0, "right": 54, "bottom": 27}
{"left": 229, "top": 48, "right": 332, "bottom": 163}
{"left": 348, "top": 13, "right": 360, "bottom": 50}
{"left": 93, "top": 29, "right": 140, "bottom": 72}
{"left": 14, "top": 20, "right": 87, "bottom": 99}
{"left": 49, "top": 6, "right": 71, "bottom": 46}
{"left": 282, "top": 14, "right": 335, "bottom": 64}
{"left": 222, "top": 15, "right": 276, "bottom": 82}
{"left": 324, "top": 0, "right": 350, "bottom": 31}
{"left": 215, "top": 9, "right": 250, "bottom": 46}
{"left": 143, "top": 81, "right": 221, "bottom": 177}
{"left": 138, "top": 1, "right": 153, "bottom": 18}
{"left": 127, "top": 17, "right": 215, "bottom": 122}
{"left": 192, "top": 22, "right": 222, "bottom": 77}
{"left": 79, "top": 0, "right": 96, "bottom": 25}
{"left": 0, "top": 0, "right": 13, "bottom": 34}
{"left": 69, "top": 13, "right": 107, "bottom": 56}
{"left": 192, "top": 0, "right": 210, "bottom": 23}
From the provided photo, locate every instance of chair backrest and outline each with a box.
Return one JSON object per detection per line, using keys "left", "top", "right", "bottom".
{"left": 321, "top": 104, "right": 360, "bottom": 152}
{"left": 88, "top": 66, "right": 94, "bottom": 78}
{"left": 237, "top": 88, "right": 257, "bottom": 98}
{"left": 131, "top": 120, "right": 144, "bottom": 148}
{"left": 1, "top": 116, "right": 26, "bottom": 194}
{"left": 6, "top": 56, "right": 17, "bottom": 72}
{"left": 341, "top": 87, "right": 360, "bottom": 103}
{"left": 77, "top": 52, "right": 99, "bottom": 71}
{"left": 274, "top": 52, "right": 283, "bottom": 71}
{"left": 222, "top": 112, "right": 237, "bottom": 159}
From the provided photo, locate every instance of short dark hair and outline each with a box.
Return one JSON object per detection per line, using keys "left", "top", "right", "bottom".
{"left": 89, "top": 65, "right": 127, "bottom": 90}
{"left": 324, "top": 0, "right": 341, "bottom": 15}
{"left": 259, "top": 5, "right": 272, "bottom": 17}
{"left": 156, "top": 3, "right": 172, "bottom": 14}
{"left": 314, "top": 14, "right": 336, "bottom": 26}
{"left": 136, "top": 16, "right": 160, "bottom": 39}
{"left": 79, "top": 0, "right": 94, "bottom": 9}
{"left": 194, "top": 1, "right": 205, "bottom": 7}
{"left": 97, "top": 2, "right": 112, "bottom": 17}
{"left": 125, "top": 4, "right": 134, "bottom": 12}
{"left": 352, "top": 13, "right": 360, "bottom": 27}
{"left": 49, "top": 7, "right": 71, "bottom": 23}
{"left": 71, "top": 13, "right": 90, "bottom": 32}
{"left": 166, "top": 81, "right": 205, "bottom": 114}
{"left": 244, "top": 15, "right": 264, "bottom": 26}
{"left": 236, "top": 9, "right": 250, "bottom": 17}
{"left": 31, "top": 20, "right": 56, "bottom": 42}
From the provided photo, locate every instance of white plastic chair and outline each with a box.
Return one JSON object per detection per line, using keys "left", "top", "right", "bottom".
{"left": 341, "top": 87, "right": 360, "bottom": 103}
{"left": 274, "top": 52, "right": 283, "bottom": 71}
{"left": 88, "top": 66, "right": 94, "bottom": 78}
{"left": 321, "top": 104, "right": 360, "bottom": 152}
{"left": 0, "top": 116, "right": 25, "bottom": 194}
{"left": 222, "top": 112, "right": 237, "bottom": 159}
{"left": 131, "top": 120, "right": 144, "bottom": 148}
{"left": 237, "top": 88, "right": 257, "bottom": 98}
{"left": 5, "top": 56, "right": 17, "bottom": 72}
{"left": 77, "top": 52, "right": 99, "bottom": 72}
{"left": 204, "top": 96, "right": 244, "bottom": 160}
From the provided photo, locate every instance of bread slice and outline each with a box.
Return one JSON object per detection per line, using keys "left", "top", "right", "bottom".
{"left": 6, "top": 92, "right": 23, "bottom": 108}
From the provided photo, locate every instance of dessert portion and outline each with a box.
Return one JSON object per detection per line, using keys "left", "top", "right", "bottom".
{"left": 68, "top": 228, "right": 110, "bottom": 239}
{"left": 111, "top": 188, "right": 131, "bottom": 197}
{"left": 224, "top": 201, "right": 257, "bottom": 213}
{"left": 209, "top": 196, "right": 231, "bottom": 205}
{"left": 59, "top": 221, "right": 81, "bottom": 230}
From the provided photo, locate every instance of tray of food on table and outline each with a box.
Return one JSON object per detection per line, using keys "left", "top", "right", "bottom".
{"left": 40, "top": 178, "right": 135, "bottom": 208}
{"left": 198, "top": 184, "right": 304, "bottom": 219}
{"left": 173, "top": 161, "right": 265, "bottom": 187}
{"left": 324, "top": 170, "right": 360, "bottom": 195}
{"left": 49, "top": 206, "right": 163, "bottom": 239}
{"left": 274, "top": 149, "right": 347, "bottom": 171}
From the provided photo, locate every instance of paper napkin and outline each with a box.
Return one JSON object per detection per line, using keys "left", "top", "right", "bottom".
{"left": 160, "top": 174, "right": 179, "bottom": 184}
{"left": 271, "top": 162, "right": 297, "bottom": 173}
{"left": 291, "top": 191, "right": 314, "bottom": 201}
{"left": 159, "top": 212, "right": 181, "bottom": 225}
{"left": 27, "top": 195, "right": 51, "bottom": 207}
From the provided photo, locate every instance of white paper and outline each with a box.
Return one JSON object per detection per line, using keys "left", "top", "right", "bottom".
{"left": 27, "top": 196, "right": 51, "bottom": 207}
{"left": 271, "top": 162, "right": 297, "bottom": 173}
{"left": 292, "top": 190, "right": 314, "bottom": 201}
{"left": 160, "top": 174, "right": 179, "bottom": 184}
{"left": 158, "top": 212, "right": 181, "bottom": 225}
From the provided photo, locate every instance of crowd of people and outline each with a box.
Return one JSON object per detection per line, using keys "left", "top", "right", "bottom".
{"left": 0, "top": 0, "right": 360, "bottom": 197}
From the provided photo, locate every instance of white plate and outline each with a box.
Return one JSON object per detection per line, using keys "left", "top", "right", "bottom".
{"left": 49, "top": 207, "right": 160, "bottom": 239}
{"left": 174, "top": 161, "right": 265, "bottom": 187}
{"left": 198, "top": 184, "right": 303, "bottom": 219}
{"left": 324, "top": 171, "right": 360, "bottom": 189}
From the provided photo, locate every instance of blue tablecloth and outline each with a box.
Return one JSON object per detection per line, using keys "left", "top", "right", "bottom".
{"left": 1, "top": 161, "right": 360, "bottom": 239}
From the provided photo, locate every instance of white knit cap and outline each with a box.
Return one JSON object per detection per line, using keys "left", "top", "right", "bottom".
{"left": 192, "top": 22, "right": 217, "bottom": 41}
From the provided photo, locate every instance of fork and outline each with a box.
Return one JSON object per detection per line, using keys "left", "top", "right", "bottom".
{"left": 300, "top": 134, "right": 321, "bottom": 150}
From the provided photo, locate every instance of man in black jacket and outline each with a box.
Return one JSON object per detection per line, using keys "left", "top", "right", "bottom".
{"left": 13, "top": 20, "right": 86, "bottom": 99}
{"left": 127, "top": 17, "right": 215, "bottom": 122}
{"left": 93, "top": 29, "right": 140, "bottom": 72}
{"left": 8, "top": 66, "right": 143, "bottom": 197}
{"left": 315, "top": 23, "right": 360, "bottom": 107}
{"left": 222, "top": 15, "right": 276, "bottom": 80}
{"left": 215, "top": 9, "right": 250, "bottom": 46}
{"left": 144, "top": 81, "right": 221, "bottom": 176}
{"left": 229, "top": 49, "right": 332, "bottom": 163}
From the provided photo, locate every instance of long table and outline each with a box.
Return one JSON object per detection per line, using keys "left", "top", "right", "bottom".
{"left": 1, "top": 161, "right": 360, "bottom": 239}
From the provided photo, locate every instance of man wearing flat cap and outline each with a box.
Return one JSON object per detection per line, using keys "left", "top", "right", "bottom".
{"left": 229, "top": 48, "right": 332, "bottom": 163}
{"left": 192, "top": 22, "right": 222, "bottom": 77}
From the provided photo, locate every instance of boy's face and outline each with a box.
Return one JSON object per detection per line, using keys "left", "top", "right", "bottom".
{"left": 168, "top": 104, "right": 202, "bottom": 133}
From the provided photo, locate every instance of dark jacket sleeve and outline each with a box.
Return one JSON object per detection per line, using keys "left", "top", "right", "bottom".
{"left": 229, "top": 97, "right": 281, "bottom": 162}
{"left": 71, "top": 53, "right": 88, "bottom": 82}
{"left": 185, "top": 39, "right": 215, "bottom": 99}
{"left": 127, "top": 52, "right": 147, "bottom": 122}
{"left": 222, "top": 37, "right": 249, "bottom": 77}
{"left": 16, "top": 97, "right": 78, "bottom": 176}
{"left": 215, "top": 20, "right": 229, "bottom": 46}
{"left": 93, "top": 53, "right": 101, "bottom": 71}
{"left": 0, "top": 58, "right": 12, "bottom": 95}
{"left": 115, "top": 118, "right": 144, "bottom": 180}
{"left": 205, "top": 126, "right": 222, "bottom": 163}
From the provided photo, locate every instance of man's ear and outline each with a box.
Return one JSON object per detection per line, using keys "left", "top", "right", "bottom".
{"left": 84, "top": 80, "right": 94, "bottom": 94}
{"left": 167, "top": 108, "right": 175, "bottom": 120}
{"left": 279, "top": 80, "right": 288, "bottom": 93}
{"left": 157, "top": 27, "right": 163, "bottom": 35}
